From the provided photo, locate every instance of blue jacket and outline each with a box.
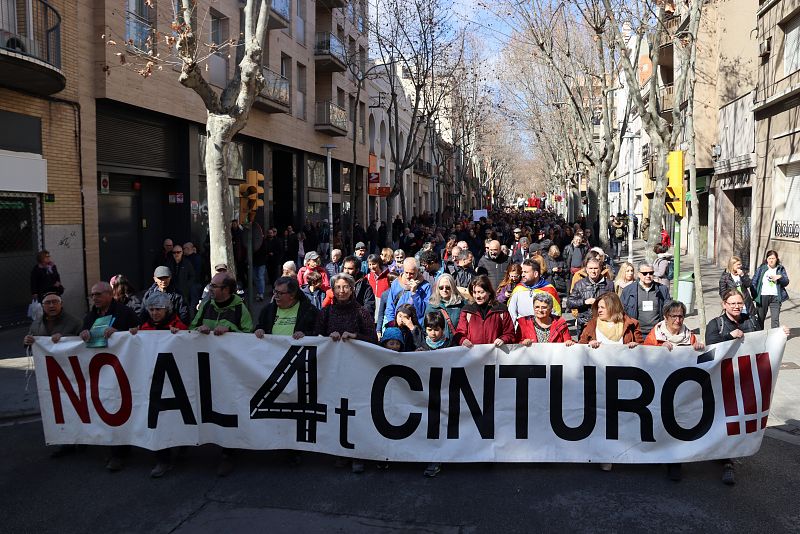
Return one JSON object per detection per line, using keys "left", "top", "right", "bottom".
{"left": 620, "top": 282, "right": 671, "bottom": 319}
{"left": 752, "top": 263, "right": 790, "bottom": 304}
{"left": 382, "top": 277, "right": 432, "bottom": 330}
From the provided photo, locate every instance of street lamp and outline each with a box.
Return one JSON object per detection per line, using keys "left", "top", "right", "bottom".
{"left": 622, "top": 129, "right": 639, "bottom": 263}
{"left": 322, "top": 144, "right": 336, "bottom": 247}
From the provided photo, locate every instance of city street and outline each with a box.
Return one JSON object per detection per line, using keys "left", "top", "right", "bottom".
{"left": 1, "top": 240, "right": 799, "bottom": 533}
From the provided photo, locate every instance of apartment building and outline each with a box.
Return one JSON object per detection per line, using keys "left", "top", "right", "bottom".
{"left": 77, "top": 0, "right": 369, "bottom": 291}
{"left": 0, "top": 0, "right": 86, "bottom": 325}
{"left": 752, "top": 0, "right": 800, "bottom": 275}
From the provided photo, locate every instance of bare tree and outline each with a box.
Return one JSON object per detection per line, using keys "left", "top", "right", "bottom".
{"left": 502, "top": 0, "right": 631, "bottom": 250}
{"left": 106, "top": 0, "right": 273, "bottom": 273}
{"left": 372, "top": 0, "right": 464, "bottom": 222}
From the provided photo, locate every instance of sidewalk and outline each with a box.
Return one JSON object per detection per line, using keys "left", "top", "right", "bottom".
{"left": 617, "top": 238, "right": 800, "bottom": 442}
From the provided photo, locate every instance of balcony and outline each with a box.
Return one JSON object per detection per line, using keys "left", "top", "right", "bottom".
{"left": 317, "top": 0, "right": 347, "bottom": 8}
{"left": 659, "top": 84, "right": 675, "bottom": 113}
{"left": 314, "top": 32, "right": 346, "bottom": 72}
{"left": 659, "top": 15, "right": 680, "bottom": 47}
{"left": 0, "top": 0, "right": 65, "bottom": 95}
{"left": 254, "top": 67, "right": 290, "bottom": 113}
{"left": 268, "top": 0, "right": 290, "bottom": 29}
{"left": 314, "top": 101, "right": 348, "bottom": 137}
{"left": 315, "top": 101, "right": 348, "bottom": 136}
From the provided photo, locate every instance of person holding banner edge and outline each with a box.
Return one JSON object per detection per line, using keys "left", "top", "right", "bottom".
{"left": 254, "top": 276, "right": 318, "bottom": 339}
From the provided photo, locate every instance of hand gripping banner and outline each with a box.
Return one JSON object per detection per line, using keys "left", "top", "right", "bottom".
{"left": 32, "top": 329, "right": 786, "bottom": 463}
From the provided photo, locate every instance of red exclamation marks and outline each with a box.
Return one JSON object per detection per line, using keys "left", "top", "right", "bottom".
{"left": 738, "top": 356, "right": 759, "bottom": 433}
{"left": 756, "top": 352, "right": 772, "bottom": 430}
{"left": 721, "top": 358, "right": 739, "bottom": 436}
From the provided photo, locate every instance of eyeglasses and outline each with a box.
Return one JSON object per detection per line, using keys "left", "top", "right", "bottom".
{"left": 725, "top": 302, "right": 745, "bottom": 307}
{"left": 667, "top": 314, "right": 685, "bottom": 320}
{"left": 438, "top": 286, "right": 452, "bottom": 291}
{"left": 640, "top": 271, "right": 654, "bottom": 276}
{"left": 273, "top": 289, "right": 290, "bottom": 296}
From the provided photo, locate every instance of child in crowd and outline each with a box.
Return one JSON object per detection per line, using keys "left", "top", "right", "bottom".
{"left": 301, "top": 270, "right": 325, "bottom": 310}
{"left": 394, "top": 303, "right": 424, "bottom": 351}
{"left": 380, "top": 326, "right": 405, "bottom": 352}
{"left": 415, "top": 312, "right": 451, "bottom": 478}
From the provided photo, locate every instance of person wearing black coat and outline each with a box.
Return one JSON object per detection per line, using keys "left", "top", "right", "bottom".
{"left": 255, "top": 277, "right": 318, "bottom": 338}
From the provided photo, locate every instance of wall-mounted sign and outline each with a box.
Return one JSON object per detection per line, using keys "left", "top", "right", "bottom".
{"left": 100, "top": 173, "right": 110, "bottom": 194}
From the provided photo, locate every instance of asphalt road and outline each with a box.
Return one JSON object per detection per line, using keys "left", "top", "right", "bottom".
{"left": 2, "top": 416, "right": 798, "bottom": 534}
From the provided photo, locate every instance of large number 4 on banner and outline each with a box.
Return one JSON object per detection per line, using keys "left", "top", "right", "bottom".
{"left": 249, "top": 346, "right": 327, "bottom": 442}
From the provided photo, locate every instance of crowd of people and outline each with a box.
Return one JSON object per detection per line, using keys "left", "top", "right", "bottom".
{"left": 25, "top": 206, "right": 791, "bottom": 484}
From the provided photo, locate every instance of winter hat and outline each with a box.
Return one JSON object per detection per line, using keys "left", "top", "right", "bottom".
{"left": 380, "top": 327, "right": 405, "bottom": 349}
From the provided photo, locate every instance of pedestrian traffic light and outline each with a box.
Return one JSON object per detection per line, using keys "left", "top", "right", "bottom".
{"left": 665, "top": 150, "right": 685, "bottom": 218}
{"left": 239, "top": 170, "right": 264, "bottom": 224}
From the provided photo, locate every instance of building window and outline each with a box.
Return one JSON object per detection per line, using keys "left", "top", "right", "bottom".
{"left": 126, "top": 0, "right": 155, "bottom": 52}
{"left": 208, "top": 10, "right": 229, "bottom": 87}
{"left": 784, "top": 13, "right": 800, "bottom": 76}
{"left": 296, "top": 0, "right": 306, "bottom": 45}
{"left": 307, "top": 158, "right": 326, "bottom": 189}
{"left": 297, "top": 63, "right": 307, "bottom": 120}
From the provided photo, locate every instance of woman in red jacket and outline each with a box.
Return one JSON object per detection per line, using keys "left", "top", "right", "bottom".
{"left": 517, "top": 292, "right": 574, "bottom": 345}
{"left": 366, "top": 254, "right": 390, "bottom": 299}
{"left": 455, "top": 275, "right": 515, "bottom": 348}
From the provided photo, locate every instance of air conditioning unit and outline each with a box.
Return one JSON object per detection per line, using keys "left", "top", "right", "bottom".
{"left": 759, "top": 38, "right": 771, "bottom": 58}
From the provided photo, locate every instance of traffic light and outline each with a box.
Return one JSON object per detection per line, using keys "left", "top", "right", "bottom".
{"left": 239, "top": 170, "right": 265, "bottom": 224}
{"left": 665, "top": 150, "right": 685, "bottom": 218}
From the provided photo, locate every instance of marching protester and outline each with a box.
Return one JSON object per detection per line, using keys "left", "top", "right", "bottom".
{"left": 476, "top": 240, "right": 510, "bottom": 289}
{"left": 423, "top": 273, "right": 464, "bottom": 343}
{"left": 383, "top": 257, "right": 431, "bottom": 332}
{"left": 453, "top": 249, "right": 478, "bottom": 290}
{"left": 454, "top": 275, "right": 515, "bottom": 348}
{"left": 614, "top": 262, "right": 636, "bottom": 296}
{"left": 191, "top": 271, "right": 252, "bottom": 477}
{"left": 751, "top": 249, "right": 790, "bottom": 329}
{"left": 563, "top": 234, "right": 588, "bottom": 280}
{"left": 643, "top": 301, "right": 704, "bottom": 351}
{"left": 620, "top": 262, "right": 671, "bottom": 338}
{"left": 24, "top": 292, "right": 82, "bottom": 459}
{"left": 110, "top": 274, "right": 143, "bottom": 316}
{"left": 297, "top": 251, "right": 330, "bottom": 291}
{"left": 718, "top": 256, "right": 757, "bottom": 322}
{"left": 337, "top": 256, "right": 376, "bottom": 316}
{"left": 168, "top": 243, "right": 196, "bottom": 309}
{"left": 325, "top": 248, "right": 344, "bottom": 279}
{"left": 141, "top": 266, "right": 191, "bottom": 325}
{"left": 393, "top": 303, "right": 424, "bottom": 351}
{"left": 415, "top": 311, "right": 454, "bottom": 478}
{"left": 508, "top": 259, "right": 562, "bottom": 325}
{"left": 496, "top": 263, "right": 522, "bottom": 304}
{"left": 79, "top": 281, "right": 140, "bottom": 472}
{"left": 366, "top": 254, "right": 391, "bottom": 299}
{"left": 578, "top": 291, "right": 642, "bottom": 473}
{"left": 255, "top": 276, "right": 318, "bottom": 339}
{"left": 516, "top": 293, "right": 573, "bottom": 346}
{"left": 652, "top": 245, "right": 672, "bottom": 286}
{"left": 300, "top": 270, "right": 326, "bottom": 310}
{"left": 129, "top": 291, "right": 187, "bottom": 479}
{"left": 567, "top": 257, "right": 615, "bottom": 339}
{"left": 316, "top": 272, "right": 377, "bottom": 474}
{"left": 31, "top": 250, "right": 64, "bottom": 301}
{"left": 543, "top": 244, "right": 568, "bottom": 301}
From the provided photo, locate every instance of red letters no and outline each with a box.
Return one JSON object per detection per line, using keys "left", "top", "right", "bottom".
{"left": 89, "top": 353, "right": 132, "bottom": 427}
{"left": 46, "top": 356, "right": 90, "bottom": 424}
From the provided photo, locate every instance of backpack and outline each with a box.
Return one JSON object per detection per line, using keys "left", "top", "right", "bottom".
{"left": 665, "top": 259, "right": 674, "bottom": 281}
{"left": 614, "top": 226, "right": 624, "bottom": 239}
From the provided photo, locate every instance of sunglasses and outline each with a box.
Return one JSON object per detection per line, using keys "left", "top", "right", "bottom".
{"left": 639, "top": 271, "right": 654, "bottom": 275}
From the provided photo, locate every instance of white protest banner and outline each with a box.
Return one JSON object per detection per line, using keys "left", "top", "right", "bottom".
{"left": 32, "top": 329, "right": 785, "bottom": 463}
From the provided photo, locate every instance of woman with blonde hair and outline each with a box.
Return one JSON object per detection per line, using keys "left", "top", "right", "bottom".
{"left": 424, "top": 273, "right": 464, "bottom": 341}
{"left": 718, "top": 255, "right": 757, "bottom": 321}
{"left": 614, "top": 262, "right": 636, "bottom": 296}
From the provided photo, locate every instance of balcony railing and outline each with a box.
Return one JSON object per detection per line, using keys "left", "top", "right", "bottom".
{"left": 659, "top": 83, "right": 675, "bottom": 112}
{"left": 271, "top": 0, "right": 290, "bottom": 21}
{"left": 0, "top": 0, "right": 62, "bottom": 69}
{"left": 659, "top": 15, "right": 680, "bottom": 47}
{"left": 315, "top": 101, "right": 348, "bottom": 135}
{"left": 254, "top": 67, "right": 290, "bottom": 113}
{"left": 315, "top": 32, "right": 346, "bottom": 64}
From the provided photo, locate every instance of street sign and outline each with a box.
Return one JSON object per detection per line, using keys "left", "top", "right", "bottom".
{"left": 100, "top": 173, "right": 110, "bottom": 194}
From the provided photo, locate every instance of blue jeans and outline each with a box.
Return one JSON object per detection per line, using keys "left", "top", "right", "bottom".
{"left": 255, "top": 264, "right": 266, "bottom": 295}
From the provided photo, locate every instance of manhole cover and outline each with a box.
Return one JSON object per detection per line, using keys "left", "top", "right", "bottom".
{"left": 780, "top": 362, "right": 800, "bottom": 370}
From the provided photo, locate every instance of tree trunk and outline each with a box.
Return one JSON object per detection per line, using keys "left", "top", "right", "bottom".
{"left": 597, "top": 167, "right": 610, "bottom": 251}
{"left": 205, "top": 115, "right": 236, "bottom": 274}
{"left": 643, "top": 141, "right": 667, "bottom": 264}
